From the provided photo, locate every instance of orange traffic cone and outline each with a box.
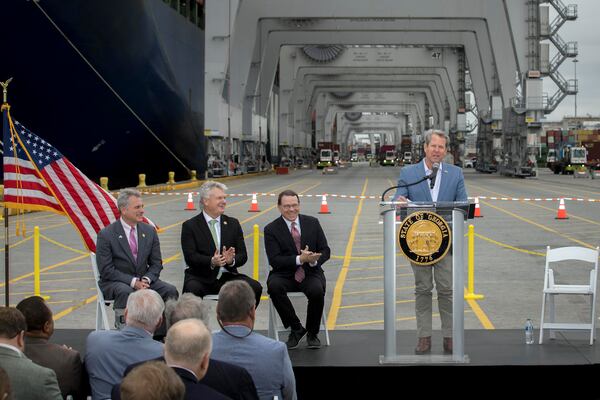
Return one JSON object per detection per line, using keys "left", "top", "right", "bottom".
{"left": 185, "top": 193, "right": 196, "bottom": 211}
{"left": 474, "top": 197, "right": 483, "bottom": 218}
{"left": 248, "top": 193, "right": 260, "bottom": 212}
{"left": 555, "top": 198, "right": 569, "bottom": 219}
{"left": 318, "top": 194, "right": 331, "bottom": 214}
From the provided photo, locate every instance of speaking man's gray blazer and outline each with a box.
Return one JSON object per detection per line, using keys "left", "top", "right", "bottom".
{"left": 0, "top": 345, "right": 62, "bottom": 400}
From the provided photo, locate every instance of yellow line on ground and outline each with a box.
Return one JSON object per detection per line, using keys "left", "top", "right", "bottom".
{"left": 479, "top": 197, "right": 596, "bottom": 249}
{"left": 343, "top": 285, "right": 415, "bottom": 296}
{"left": 0, "top": 254, "right": 88, "bottom": 288}
{"left": 340, "top": 298, "right": 415, "bottom": 309}
{"left": 20, "top": 277, "right": 95, "bottom": 284}
{"left": 331, "top": 253, "right": 405, "bottom": 260}
{"left": 46, "top": 300, "right": 76, "bottom": 305}
{"left": 474, "top": 233, "right": 545, "bottom": 257}
{"left": 39, "top": 234, "right": 88, "bottom": 255}
{"left": 0, "top": 288, "right": 91, "bottom": 296}
{"left": 53, "top": 294, "right": 98, "bottom": 321}
{"left": 346, "top": 265, "right": 409, "bottom": 271}
{"left": 41, "top": 270, "right": 90, "bottom": 275}
{"left": 327, "top": 178, "right": 368, "bottom": 330}
{"left": 466, "top": 296, "right": 495, "bottom": 329}
{"left": 346, "top": 273, "right": 413, "bottom": 281}
{"left": 163, "top": 253, "right": 181, "bottom": 265}
{"left": 336, "top": 311, "right": 473, "bottom": 328}
{"left": 0, "top": 235, "right": 33, "bottom": 253}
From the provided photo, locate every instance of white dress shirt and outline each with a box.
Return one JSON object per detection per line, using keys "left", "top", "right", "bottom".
{"left": 423, "top": 161, "right": 442, "bottom": 202}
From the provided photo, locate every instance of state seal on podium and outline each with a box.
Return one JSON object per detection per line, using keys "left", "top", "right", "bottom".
{"left": 398, "top": 211, "right": 451, "bottom": 266}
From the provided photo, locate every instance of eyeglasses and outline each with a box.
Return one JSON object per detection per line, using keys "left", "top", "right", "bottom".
{"left": 280, "top": 204, "right": 299, "bottom": 210}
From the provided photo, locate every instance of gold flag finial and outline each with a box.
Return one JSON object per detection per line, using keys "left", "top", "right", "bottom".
{"left": 1, "top": 78, "right": 13, "bottom": 103}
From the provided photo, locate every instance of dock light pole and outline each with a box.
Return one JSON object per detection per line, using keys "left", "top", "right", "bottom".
{"left": 573, "top": 58, "right": 578, "bottom": 118}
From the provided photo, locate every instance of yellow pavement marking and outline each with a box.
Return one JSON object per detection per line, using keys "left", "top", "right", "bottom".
{"left": 327, "top": 178, "right": 368, "bottom": 330}
{"left": 346, "top": 273, "right": 413, "bottom": 281}
{"left": 347, "top": 265, "right": 409, "bottom": 271}
{"left": 340, "top": 299, "right": 415, "bottom": 309}
{"left": 336, "top": 311, "right": 473, "bottom": 328}
{"left": 0, "top": 235, "right": 33, "bottom": 253}
{"left": 0, "top": 288, "right": 90, "bottom": 296}
{"left": 344, "top": 286, "right": 416, "bottom": 296}
{"left": 46, "top": 300, "right": 76, "bottom": 305}
{"left": 474, "top": 233, "right": 545, "bottom": 257}
{"left": 21, "top": 277, "right": 95, "bottom": 284}
{"left": 470, "top": 183, "right": 596, "bottom": 248}
{"left": 0, "top": 254, "right": 89, "bottom": 288}
{"left": 467, "top": 296, "right": 495, "bottom": 329}
{"left": 41, "top": 270, "right": 91, "bottom": 275}
{"left": 53, "top": 294, "right": 98, "bottom": 321}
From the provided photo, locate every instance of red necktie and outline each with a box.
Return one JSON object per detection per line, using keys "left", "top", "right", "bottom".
{"left": 129, "top": 226, "right": 138, "bottom": 262}
{"left": 291, "top": 222, "right": 305, "bottom": 283}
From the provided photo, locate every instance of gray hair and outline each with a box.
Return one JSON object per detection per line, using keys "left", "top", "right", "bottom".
{"left": 423, "top": 129, "right": 449, "bottom": 147}
{"left": 117, "top": 188, "right": 142, "bottom": 212}
{"left": 125, "top": 289, "right": 165, "bottom": 331}
{"left": 198, "top": 181, "right": 227, "bottom": 209}
{"left": 164, "top": 293, "right": 209, "bottom": 329}
{"left": 217, "top": 280, "right": 255, "bottom": 323}
{"left": 164, "top": 319, "right": 212, "bottom": 367}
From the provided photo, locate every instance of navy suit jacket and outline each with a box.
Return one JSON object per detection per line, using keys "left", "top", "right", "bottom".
{"left": 114, "top": 356, "right": 258, "bottom": 400}
{"left": 393, "top": 160, "right": 468, "bottom": 202}
{"left": 263, "top": 214, "right": 330, "bottom": 280}
{"left": 181, "top": 212, "right": 247, "bottom": 284}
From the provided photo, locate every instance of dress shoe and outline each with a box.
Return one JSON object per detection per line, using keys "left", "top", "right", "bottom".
{"left": 306, "top": 333, "right": 321, "bottom": 349}
{"left": 414, "top": 336, "right": 431, "bottom": 355}
{"left": 286, "top": 327, "right": 307, "bottom": 350}
{"left": 443, "top": 337, "right": 453, "bottom": 354}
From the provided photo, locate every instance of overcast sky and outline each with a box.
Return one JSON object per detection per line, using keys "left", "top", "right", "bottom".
{"left": 545, "top": 0, "right": 599, "bottom": 121}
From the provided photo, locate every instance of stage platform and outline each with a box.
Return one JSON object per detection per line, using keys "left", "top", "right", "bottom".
{"left": 53, "top": 328, "right": 600, "bottom": 397}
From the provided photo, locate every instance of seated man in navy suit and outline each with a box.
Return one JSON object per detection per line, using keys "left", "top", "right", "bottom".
{"left": 264, "top": 190, "right": 330, "bottom": 350}
{"left": 393, "top": 129, "right": 468, "bottom": 355}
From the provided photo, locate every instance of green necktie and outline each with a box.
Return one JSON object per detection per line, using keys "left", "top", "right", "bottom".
{"left": 208, "top": 219, "right": 219, "bottom": 248}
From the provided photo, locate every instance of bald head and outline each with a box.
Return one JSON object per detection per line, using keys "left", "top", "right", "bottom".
{"left": 164, "top": 319, "right": 212, "bottom": 377}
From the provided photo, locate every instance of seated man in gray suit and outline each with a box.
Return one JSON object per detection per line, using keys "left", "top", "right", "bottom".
{"left": 0, "top": 307, "right": 62, "bottom": 400}
{"left": 16, "top": 296, "right": 85, "bottom": 399}
{"left": 212, "top": 281, "right": 296, "bottom": 400}
{"left": 85, "top": 289, "right": 165, "bottom": 400}
{"left": 96, "top": 188, "right": 178, "bottom": 328}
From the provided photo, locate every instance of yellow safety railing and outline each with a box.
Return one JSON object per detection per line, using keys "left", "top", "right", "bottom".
{"left": 464, "top": 224, "right": 484, "bottom": 300}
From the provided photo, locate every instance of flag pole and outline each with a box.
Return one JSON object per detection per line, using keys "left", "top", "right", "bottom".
{"left": 2, "top": 77, "right": 13, "bottom": 306}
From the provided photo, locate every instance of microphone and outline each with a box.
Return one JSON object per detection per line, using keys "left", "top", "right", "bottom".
{"left": 429, "top": 162, "right": 440, "bottom": 189}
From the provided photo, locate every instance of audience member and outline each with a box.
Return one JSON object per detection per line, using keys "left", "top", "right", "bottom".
{"left": 120, "top": 361, "right": 184, "bottom": 400}
{"left": 115, "top": 294, "right": 258, "bottom": 400}
{"left": 16, "top": 296, "right": 85, "bottom": 399}
{"left": 0, "top": 366, "right": 11, "bottom": 400}
{"left": 212, "top": 281, "right": 296, "bottom": 400}
{"left": 85, "top": 289, "right": 165, "bottom": 399}
{"left": 0, "top": 307, "right": 61, "bottom": 399}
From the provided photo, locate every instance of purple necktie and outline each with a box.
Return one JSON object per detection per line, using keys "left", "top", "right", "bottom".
{"left": 129, "top": 226, "right": 138, "bottom": 262}
{"left": 291, "top": 222, "right": 304, "bottom": 283}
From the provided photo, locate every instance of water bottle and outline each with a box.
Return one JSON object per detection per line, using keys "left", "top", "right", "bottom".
{"left": 525, "top": 319, "right": 534, "bottom": 344}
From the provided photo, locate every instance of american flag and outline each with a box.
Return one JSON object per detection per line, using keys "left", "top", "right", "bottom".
{"left": 3, "top": 113, "right": 120, "bottom": 252}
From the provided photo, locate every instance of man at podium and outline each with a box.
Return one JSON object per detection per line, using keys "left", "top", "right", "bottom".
{"left": 393, "top": 130, "right": 468, "bottom": 355}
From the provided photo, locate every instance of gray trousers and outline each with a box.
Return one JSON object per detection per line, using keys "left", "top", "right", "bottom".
{"left": 411, "top": 255, "right": 452, "bottom": 338}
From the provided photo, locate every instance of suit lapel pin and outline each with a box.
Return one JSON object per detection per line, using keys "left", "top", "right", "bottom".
{"left": 223, "top": 221, "right": 228, "bottom": 225}
{"left": 142, "top": 233, "right": 145, "bottom": 238}
{"left": 118, "top": 235, "right": 123, "bottom": 239}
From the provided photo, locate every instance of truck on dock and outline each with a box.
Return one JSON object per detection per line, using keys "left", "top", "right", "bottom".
{"left": 378, "top": 145, "right": 397, "bottom": 166}
{"left": 546, "top": 145, "right": 587, "bottom": 175}
{"left": 317, "top": 141, "right": 334, "bottom": 169}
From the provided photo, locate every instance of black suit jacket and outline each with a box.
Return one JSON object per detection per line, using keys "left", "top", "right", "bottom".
{"left": 115, "top": 357, "right": 258, "bottom": 400}
{"left": 181, "top": 212, "right": 248, "bottom": 284}
{"left": 264, "top": 214, "right": 330, "bottom": 279}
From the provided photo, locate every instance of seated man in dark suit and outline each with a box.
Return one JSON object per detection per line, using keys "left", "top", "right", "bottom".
{"left": 114, "top": 293, "right": 258, "bottom": 400}
{"left": 0, "top": 307, "right": 62, "bottom": 400}
{"left": 264, "top": 190, "right": 331, "bottom": 349}
{"left": 181, "top": 181, "right": 262, "bottom": 306}
{"left": 96, "top": 188, "right": 178, "bottom": 329}
{"left": 16, "top": 296, "right": 85, "bottom": 399}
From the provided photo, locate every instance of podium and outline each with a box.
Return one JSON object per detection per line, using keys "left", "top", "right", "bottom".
{"left": 379, "top": 201, "right": 474, "bottom": 364}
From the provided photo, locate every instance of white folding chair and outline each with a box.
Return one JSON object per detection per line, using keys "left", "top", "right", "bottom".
{"left": 264, "top": 262, "right": 330, "bottom": 346}
{"left": 90, "top": 252, "right": 113, "bottom": 330}
{"left": 539, "top": 246, "right": 599, "bottom": 345}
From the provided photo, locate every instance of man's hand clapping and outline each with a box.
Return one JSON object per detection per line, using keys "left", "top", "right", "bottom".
{"left": 299, "top": 245, "right": 321, "bottom": 265}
